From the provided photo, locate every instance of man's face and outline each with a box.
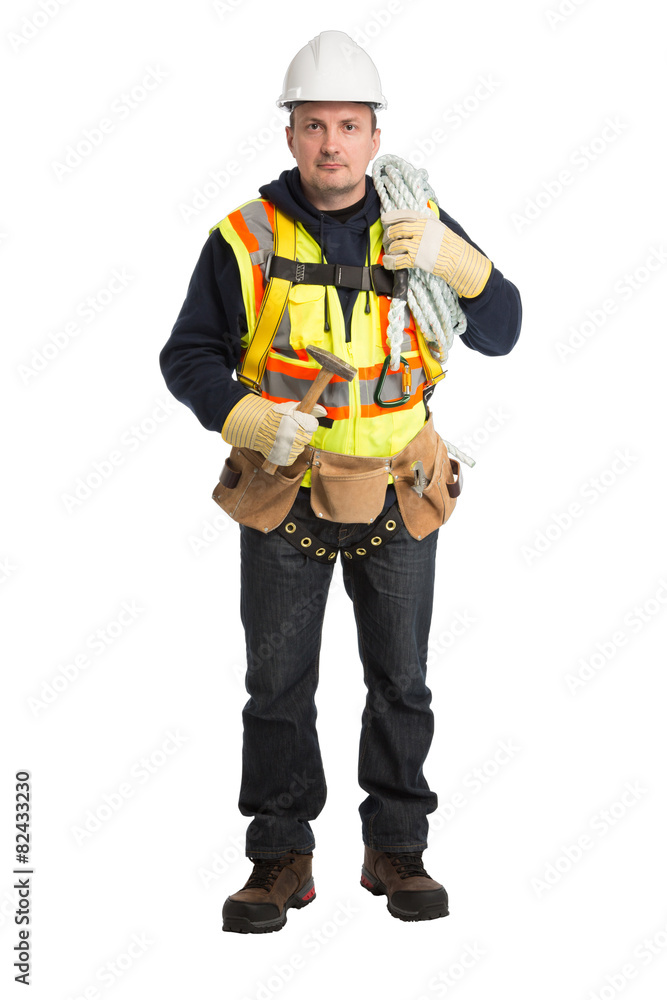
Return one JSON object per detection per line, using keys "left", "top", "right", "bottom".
{"left": 286, "top": 102, "right": 380, "bottom": 210}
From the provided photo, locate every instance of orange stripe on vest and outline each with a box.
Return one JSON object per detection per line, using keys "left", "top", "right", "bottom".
{"left": 227, "top": 209, "right": 265, "bottom": 316}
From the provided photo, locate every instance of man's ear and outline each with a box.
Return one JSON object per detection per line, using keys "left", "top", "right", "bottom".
{"left": 286, "top": 125, "right": 295, "bottom": 158}
{"left": 372, "top": 128, "right": 381, "bottom": 158}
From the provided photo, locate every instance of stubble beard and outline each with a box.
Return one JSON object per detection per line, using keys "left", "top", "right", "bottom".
{"left": 309, "top": 166, "right": 359, "bottom": 200}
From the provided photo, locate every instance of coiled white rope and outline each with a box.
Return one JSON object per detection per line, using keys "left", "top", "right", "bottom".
{"left": 372, "top": 153, "right": 475, "bottom": 469}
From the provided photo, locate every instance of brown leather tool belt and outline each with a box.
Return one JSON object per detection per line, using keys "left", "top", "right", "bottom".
{"left": 212, "top": 412, "right": 461, "bottom": 541}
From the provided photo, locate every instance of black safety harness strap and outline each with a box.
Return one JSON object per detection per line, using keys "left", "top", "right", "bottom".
{"left": 267, "top": 255, "right": 395, "bottom": 297}
{"left": 275, "top": 502, "right": 404, "bottom": 565}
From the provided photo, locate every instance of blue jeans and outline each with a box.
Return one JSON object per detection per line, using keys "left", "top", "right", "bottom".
{"left": 238, "top": 485, "right": 439, "bottom": 859}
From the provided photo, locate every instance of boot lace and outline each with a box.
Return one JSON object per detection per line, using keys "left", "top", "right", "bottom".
{"left": 385, "top": 852, "right": 430, "bottom": 880}
{"left": 245, "top": 856, "right": 295, "bottom": 892}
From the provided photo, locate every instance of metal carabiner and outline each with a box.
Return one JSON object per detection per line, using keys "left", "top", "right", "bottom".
{"left": 374, "top": 354, "right": 411, "bottom": 408}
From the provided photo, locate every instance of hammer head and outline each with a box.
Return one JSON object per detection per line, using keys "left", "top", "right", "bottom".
{"left": 306, "top": 345, "right": 357, "bottom": 382}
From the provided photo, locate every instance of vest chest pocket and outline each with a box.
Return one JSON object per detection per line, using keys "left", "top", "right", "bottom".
{"left": 287, "top": 283, "right": 327, "bottom": 352}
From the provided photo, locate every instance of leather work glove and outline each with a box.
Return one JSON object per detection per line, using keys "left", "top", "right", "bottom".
{"left": 221, "top": 393, "right": 327, "bottom": 467}
{"left": 381, "top": 208, "right": 492, "bottom": 298}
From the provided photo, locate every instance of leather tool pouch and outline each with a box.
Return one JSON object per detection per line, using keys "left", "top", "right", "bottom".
{"left": 212, "top": 446, "right": 311, "bottom": 533}
{"left": 309, "top": 453, "right": 389, "bottom": 524}
{"left": 389, "top": 414, "right": 461, "bottom": 539}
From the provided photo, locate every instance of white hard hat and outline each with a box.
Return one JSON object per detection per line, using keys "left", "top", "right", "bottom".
{"left": 277, "top": 30, "right": 387, "bottom": 111}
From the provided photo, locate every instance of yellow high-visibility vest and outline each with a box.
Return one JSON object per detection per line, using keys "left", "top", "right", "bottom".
{"left": 211, "top": 198, "right": 446, "bottom": 487}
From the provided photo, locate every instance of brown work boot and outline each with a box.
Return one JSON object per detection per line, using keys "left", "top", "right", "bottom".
{"left": 222, "top": 851, "right": 315, "bottom": 934}
{"left": 361, "top": 847, "right": 449, "bottom": 922}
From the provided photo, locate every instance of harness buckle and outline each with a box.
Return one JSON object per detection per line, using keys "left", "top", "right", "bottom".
{"left": 334, "top": 264, "right": 372, "bottom": 290}
{"left": 263, "top": 251, "right": 274, "bottom": 281}
{"left": 237, "top": 374, "right": 263, "bottom": 393}
{"left": 369, "top": 264, "right": 394, "bottom": 297}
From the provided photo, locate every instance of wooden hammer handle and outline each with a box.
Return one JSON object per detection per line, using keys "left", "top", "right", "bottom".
{"left": 261, "top": 368, "right": 334, "bottom": 475}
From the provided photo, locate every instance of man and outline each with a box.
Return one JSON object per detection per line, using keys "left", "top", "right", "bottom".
{"left": 159, "top": 30, "right": 521, "bottom": 934}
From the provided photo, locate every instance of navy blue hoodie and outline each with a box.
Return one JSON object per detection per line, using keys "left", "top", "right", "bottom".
{"left": 159, "top": 167, "right": 522, "bottom": 434}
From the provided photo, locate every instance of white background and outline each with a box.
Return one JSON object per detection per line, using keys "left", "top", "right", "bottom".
{"left": 2, "top": 0, "right": 666, "bottom": 997}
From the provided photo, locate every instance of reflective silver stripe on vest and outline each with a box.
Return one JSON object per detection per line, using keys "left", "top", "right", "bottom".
{"left": 264, "top": 370, "right": 350, "bottom": 408}
{"left": 238, "top": 201, "right": 273, "bottom": 250}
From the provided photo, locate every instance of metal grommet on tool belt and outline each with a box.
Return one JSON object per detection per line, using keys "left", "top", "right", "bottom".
{"left": 275, "top": 515, "right": 339, "bottom": 564}
{"left": 340, "top": 503, "right": 404, "bottom": 561}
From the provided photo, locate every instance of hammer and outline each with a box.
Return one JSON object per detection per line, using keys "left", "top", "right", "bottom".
{"left": 261, "top": 345, "right": 357, "bottom": 475}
